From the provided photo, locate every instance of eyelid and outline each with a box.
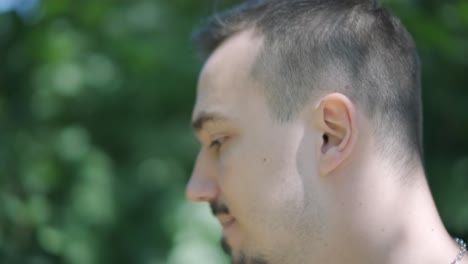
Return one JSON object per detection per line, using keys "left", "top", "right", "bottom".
{"left": 209, "top": 135, "right": 229, "bottom": 149}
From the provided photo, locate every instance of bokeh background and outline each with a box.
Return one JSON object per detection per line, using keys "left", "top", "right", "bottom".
{"left": 0, "top": 0, "right": 467, "bottom": 263}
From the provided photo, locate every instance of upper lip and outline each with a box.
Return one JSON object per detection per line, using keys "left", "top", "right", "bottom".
{"left": 216, "top": 214, "right": 236, "bottom": 227}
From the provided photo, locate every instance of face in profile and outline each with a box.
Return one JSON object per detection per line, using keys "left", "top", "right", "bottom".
{"left": 186, "top": 30, "right": 330, "bottom": 264}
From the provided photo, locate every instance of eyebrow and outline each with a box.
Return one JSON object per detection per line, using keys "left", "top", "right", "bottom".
{"left": 192, "top": 112, "right": 230, "bottom": 132}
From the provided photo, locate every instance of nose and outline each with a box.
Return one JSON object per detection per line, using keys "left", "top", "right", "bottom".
{"left": 185, "top": 151, "right": 219, "bottom": 202}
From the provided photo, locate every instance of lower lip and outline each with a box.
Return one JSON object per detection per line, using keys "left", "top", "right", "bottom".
{"left": 222, "top": 219, "right": 236, "bottom": 235}
{"left": 223, "top": 218, "right": 235, "bottom": 228}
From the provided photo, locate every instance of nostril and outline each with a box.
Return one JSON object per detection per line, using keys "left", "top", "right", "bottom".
{"left": 185, "top": 178, "right": 219, "bottom": 202}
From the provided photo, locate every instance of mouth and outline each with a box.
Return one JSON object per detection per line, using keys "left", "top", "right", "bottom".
{"left": 217, "top": 214, "right": 236, "bottom": 230}
{"left": 217, "top": 214, "right": 237, "bottom": 252}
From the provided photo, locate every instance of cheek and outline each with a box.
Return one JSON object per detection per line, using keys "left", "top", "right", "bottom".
{"left": 219, "top": 134, "right": 307, "bottom": 232}
{"left": 217, "top": 138, "right": 264, "bottom": 200}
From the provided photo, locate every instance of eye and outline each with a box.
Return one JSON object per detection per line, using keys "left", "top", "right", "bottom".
{"left": 209, "top": 136, "right": 228, "bottom": 151}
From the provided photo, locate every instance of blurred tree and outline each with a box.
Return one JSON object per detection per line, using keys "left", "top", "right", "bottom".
{"left": 0, "top": 0, "right": 467, "bottom": 264}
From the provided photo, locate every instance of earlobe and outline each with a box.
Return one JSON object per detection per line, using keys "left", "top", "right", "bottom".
{"left": 313, "top": 93, "right": 358, "bottom": 176}
{"left": 319, "top": 146, "right": 343, "bottom": 176}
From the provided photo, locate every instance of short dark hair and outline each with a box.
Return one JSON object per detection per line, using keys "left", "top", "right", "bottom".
{"left": 192, "top": 0, "right": 423, "bottom": 167}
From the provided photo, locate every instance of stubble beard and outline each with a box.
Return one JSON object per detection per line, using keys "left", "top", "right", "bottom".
{"left": 221, "top": 237, "right": 268, "bottom": 264}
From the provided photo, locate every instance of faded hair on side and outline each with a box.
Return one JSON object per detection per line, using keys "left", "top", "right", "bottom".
{"left": 192, "top": 0, "right": 423, "bottom": 169}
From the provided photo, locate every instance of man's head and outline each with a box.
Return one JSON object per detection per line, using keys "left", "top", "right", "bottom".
{"left": 186, "top": 0, "right": 423, "bottom": 263}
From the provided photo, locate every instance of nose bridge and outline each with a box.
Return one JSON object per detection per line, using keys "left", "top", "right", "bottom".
{"left": 191, "top": 151, "right": 206, "bottom": 180}
{"left": 186, "top": 149, "right": 219, "bottom": 202}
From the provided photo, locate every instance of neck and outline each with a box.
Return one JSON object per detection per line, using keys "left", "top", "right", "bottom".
{"left": 381, "top": 173, "right": 463, "bottom": 264}
{"left": 322, "top": 161, "right": 465, "bottom": 264}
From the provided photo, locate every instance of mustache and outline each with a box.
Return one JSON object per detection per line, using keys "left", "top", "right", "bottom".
{"left": 210, "top": 200, "right": 230, "bottom": 215}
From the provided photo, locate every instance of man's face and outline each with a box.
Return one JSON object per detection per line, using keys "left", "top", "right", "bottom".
{"left": 186, "top": 31, "right": 329, "bottom": 264}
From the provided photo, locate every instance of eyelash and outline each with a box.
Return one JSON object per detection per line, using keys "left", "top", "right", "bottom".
{"left": 209, "top": 136, "right": 228, "bottom": 150}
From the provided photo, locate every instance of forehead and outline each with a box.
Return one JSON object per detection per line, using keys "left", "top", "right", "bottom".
{"left": 192, "top": 30, "right": 264, "bottom": 122}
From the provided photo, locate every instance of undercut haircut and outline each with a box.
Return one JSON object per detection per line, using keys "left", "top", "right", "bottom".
{"left": 192, "top": 0, "right": 423, "bottom": 167}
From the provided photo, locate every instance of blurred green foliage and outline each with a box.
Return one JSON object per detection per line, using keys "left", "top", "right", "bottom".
{"left": 0, "top": 0, "right": 467, "bottom": 263}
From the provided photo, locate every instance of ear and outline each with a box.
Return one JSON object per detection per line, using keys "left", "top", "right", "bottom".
{"left": 313, "top": 93, "right": 358, "bottom": 176}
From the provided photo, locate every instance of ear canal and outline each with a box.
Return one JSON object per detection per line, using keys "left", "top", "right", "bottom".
{"left": 323, "top": 134, "right": 329, "bottom": 144}
{"left": 321, "top": 132, "right": 343, "bottom": 154}
{"left": 321, "top": 134, "right": 331, "bottom": 154}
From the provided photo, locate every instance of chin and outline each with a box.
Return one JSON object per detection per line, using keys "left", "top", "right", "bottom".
{"left": 232, "top": 255, "right": 269, "bottom": 264}
{"left": 221, "top": 241, "right": 269, "bottom": 264}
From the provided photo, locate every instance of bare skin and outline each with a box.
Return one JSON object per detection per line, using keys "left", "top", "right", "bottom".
{"left": 186, "top": 29, "right": 466, "bottom": 264}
